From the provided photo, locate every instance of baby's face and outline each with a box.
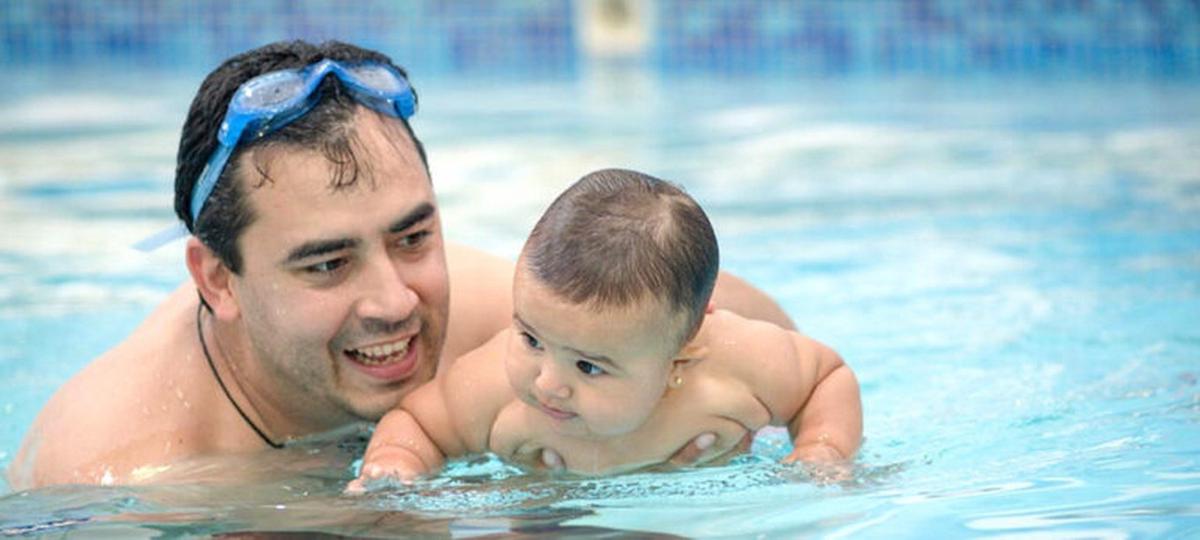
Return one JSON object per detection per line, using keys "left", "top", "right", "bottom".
{"left": 507, "top": 263, "right": 687, "bottom": 439}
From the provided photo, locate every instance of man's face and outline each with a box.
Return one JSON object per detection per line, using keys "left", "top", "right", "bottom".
{"left": 228, "top": 109, "right": 449, "bottom": 428}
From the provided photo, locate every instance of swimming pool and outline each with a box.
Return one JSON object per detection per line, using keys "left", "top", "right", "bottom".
{"left": 1, "top": 72, "right": 1198, "bottom": 536}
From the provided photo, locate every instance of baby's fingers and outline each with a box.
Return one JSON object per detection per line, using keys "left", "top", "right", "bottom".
{"left": 344, "top": 463, "right": 418, "bottom": 495}
{"left": 344, "top": 476, "right": 368, "bottom": 495}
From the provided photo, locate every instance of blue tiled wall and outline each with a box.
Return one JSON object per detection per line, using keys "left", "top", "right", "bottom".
{"left": 2, "top": 0, "right": 1198, "bottom": 78}
{"left": 654, "top": 0, "right": 1200, "bottom": 77}
{"left": 1, "top": 0, "right": 577, "bottom": 77}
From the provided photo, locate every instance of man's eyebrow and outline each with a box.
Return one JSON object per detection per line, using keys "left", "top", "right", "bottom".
{"left": 283, "top": 238, "right": 358, "bottom": 265}
{"left": 388, "top": 202, "right": 435, "bottom": 234}
{"left": 513, "top": 315, "right": 616, "bottom": 367}
{"left": 280, "top": 203, "right": 435, "bottom": 266}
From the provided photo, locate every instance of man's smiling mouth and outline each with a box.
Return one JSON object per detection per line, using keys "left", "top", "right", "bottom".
{"left": 343, "top": 334, "right": 423, "bottom": 383}
{"left": 346, "top": 336, "right": 413, "bottom": 366}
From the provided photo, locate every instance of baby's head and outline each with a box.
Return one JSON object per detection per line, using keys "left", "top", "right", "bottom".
{"left": 508, "top": 168, "right": 718, "bottom": 438}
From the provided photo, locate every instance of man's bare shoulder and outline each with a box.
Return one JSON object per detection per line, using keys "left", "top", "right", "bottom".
{"left": 9, "top": 285, "right": 223, "bottom": 488}
{"left": 442, "top": 242, "right": 515, "bottom": 362}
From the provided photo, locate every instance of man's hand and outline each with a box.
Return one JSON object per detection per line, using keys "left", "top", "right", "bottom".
{"left": 668, "top": 431, "right": 754, "bottom": 468}
{"left": 536, "top": 432, "right": 754, "bottom": 474}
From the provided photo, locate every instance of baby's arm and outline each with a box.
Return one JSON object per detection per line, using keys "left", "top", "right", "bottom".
{"left": 781, "top": 340, "right": 861, "bottom": 463}
{"left": 715, "top": 312, "right": 862, "bottom": 462}
{"left": 349, "top": 330, "right": 515, "bottom": 491}
{"left": 349, "top": 386, "right": 450, "bottom": 490}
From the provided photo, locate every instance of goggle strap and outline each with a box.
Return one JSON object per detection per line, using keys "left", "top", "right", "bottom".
{"left": 190, "top": 142, "right": 236, "bottom": 222}
{"left": 131, "top": 221, "right": 189, "bottom": 252}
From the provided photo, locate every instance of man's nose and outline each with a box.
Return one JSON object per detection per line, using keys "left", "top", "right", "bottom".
{"left": 356, "top": 253, "right": 419, "bottom": 325}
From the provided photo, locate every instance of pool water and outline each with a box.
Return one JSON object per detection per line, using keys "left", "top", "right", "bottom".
{"left": 1, "top": 72, "right": 1198, "bottom": 537}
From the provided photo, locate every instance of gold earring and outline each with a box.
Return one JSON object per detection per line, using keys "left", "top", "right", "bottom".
{"left": 671, "top": 375, "right": 683, "bottom": 388}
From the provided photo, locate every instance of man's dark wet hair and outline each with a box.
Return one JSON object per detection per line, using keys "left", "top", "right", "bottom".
{"left": 174, "top": 40, "right": 428, "bottom": 273}
{"left": 524, "top": 168, "right": 719, "bottom": 346}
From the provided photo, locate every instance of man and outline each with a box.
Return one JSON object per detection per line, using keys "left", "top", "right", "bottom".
{"left": 8, "top": 41, "right": 795, "bottom": 489}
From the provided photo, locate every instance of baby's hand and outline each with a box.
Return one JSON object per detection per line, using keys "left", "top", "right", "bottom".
{"left": 783, "top": 441, "right": 852, "bottom": 484}
{"left": 784, "top": 440, "right": 844, "bottom": 464}
{"left": 344, "top": 446, "right": 428, "bottom": 495}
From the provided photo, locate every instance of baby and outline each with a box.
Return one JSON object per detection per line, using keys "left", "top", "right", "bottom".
{"left": 351, "top": 168, "right": 862, "bottom": 487}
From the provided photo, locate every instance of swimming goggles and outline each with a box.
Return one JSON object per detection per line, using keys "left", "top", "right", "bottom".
{"left": 134, "top": 59, "right": 417, "bottom": 251}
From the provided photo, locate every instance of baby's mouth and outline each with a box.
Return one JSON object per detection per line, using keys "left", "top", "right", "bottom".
{"left": 536, "top": 400, "right": 577, "bottom": 421}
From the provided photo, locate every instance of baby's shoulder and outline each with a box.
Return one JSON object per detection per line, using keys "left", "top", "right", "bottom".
{"left": 669, "top": 364, "right": 773, "bottom": 432}
{"left": 684, "top": 310, "right": 814, "bottom": 420}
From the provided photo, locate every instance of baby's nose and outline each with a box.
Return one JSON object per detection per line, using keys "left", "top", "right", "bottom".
{"left": 535, "top": 366, "right": 572, "bottom": 398}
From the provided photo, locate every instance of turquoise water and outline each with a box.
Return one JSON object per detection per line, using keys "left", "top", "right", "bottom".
{"left": 1, "top": 72, "right": 1199, "bottom": 537}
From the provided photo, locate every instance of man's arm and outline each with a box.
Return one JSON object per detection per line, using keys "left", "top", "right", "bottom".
{"left": 9, "top": 287, "right": 239, "bottom": 489}
{"left": 711, "top": 272, "right": 796, "bottom": 330}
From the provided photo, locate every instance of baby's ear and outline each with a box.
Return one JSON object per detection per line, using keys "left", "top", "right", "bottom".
{"left": 705, "top": 300, "right": 715, "bottom": 314}
{"left": 667, "top": 355, "right": 701, "bottom": 391}
{"left": 672, "top": 355, "right": 699, "bottom": 373}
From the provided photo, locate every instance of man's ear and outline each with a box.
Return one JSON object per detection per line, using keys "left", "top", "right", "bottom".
{"left": 185, "top": 237, "right": 240, "bottom": 321}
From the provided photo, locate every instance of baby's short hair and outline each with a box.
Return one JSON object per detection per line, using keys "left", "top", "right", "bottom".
{"left": 524, "top": 168, "right": 719, "bottom": 345}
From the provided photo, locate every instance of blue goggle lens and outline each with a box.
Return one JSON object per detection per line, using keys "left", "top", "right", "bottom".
{"left": 347, "top": 65, "right": 404, "bottom": 93}
{"left": 235, "top": 71, "right": 308, "bottom": 110}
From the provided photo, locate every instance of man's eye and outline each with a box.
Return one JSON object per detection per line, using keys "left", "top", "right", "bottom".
{"left": 397, "top": 230, "right": 431, "bottom": 249}
{"left": 576, "top": 360, "right": 605, "bottom": 376}
{"left": 520, "top": 332, "right": 543, "bottom": 351}
{"left": 304, "top": 259, "right": 346, "bottom": 274}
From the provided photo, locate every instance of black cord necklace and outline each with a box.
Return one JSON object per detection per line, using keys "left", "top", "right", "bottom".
{"left": 196, "top": 302, "right": 284, "bottom": 449}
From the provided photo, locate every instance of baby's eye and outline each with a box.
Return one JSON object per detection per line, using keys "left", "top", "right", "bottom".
{"left": 520, "top": 331, "right": 543, "bottom": 351}
{"left": 576, "top": 360, "right": 605, "bottom": 376}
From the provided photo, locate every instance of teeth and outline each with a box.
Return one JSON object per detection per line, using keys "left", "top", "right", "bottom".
{"left": 350, "top": 338, "right": 410, "bottom": 365}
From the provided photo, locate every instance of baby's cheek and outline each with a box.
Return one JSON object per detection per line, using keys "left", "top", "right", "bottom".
{"left": 502, "top": 356, "right": 529, "bottom": 393}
